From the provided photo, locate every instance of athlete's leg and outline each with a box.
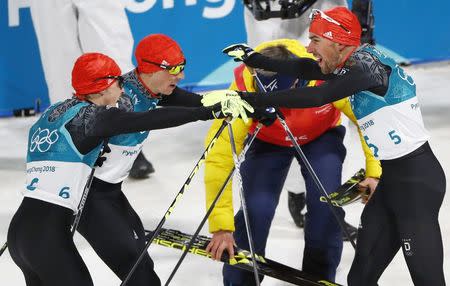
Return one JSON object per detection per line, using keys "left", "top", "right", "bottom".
{"left": 8, "top": 198, "right": 93, "bottom": 286}
{"left": 349, "top": 144, "right": 446, "bottom": 286}
{"left": 223, "top": 139, "right": 293, "bottom": 285}
{"left": 8, "top": 200, "right": 43, "bottom": 286}
{"left": 299, "top": 126, "right": 346, "bottom": 281}
{"left": 77, "top": 179, "right": 161, "bottom": 285}
{"left": 386, "top": 148, "right": 446, "bottom": 286}
{"left": 38, "top": 224, "right": 93, "bottom": 286}
{"left": 347, "top": 181, "right": 400, "bottom": 286}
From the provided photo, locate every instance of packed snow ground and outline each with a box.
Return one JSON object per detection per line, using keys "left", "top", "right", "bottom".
{"left": 1, "top": 62, "right": 449, "bottom": 285}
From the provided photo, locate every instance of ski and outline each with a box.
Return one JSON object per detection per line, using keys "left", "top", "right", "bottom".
{"left": 150, "top": 228, "right": 342, "bottom": 286}
{"left": 320, "top": 168, "right": 368, "bottom": 206}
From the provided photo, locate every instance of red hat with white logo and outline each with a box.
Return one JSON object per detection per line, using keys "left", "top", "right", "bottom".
{"left": 309, "top": 7, "right": 361, "bottom": 46}
{"left": 71, "top": 53, "right": 121, "bottom": 99}
{"left": 135, "top": 34, "right": 185, "bottom": 73}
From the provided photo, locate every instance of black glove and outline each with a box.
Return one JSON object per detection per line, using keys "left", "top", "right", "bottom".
{"left": 250, "top": 107, "right": 284, "bottom": 127}
{"left": 94, "top": 143, "right": 111, "bottom": 167}
{"left": 222, "top": 43, "right": 256, "bottom": 62}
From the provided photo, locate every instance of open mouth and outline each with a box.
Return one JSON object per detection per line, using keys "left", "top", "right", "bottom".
{"left": 315, "top": 55, "right": 323, "bottom": 64}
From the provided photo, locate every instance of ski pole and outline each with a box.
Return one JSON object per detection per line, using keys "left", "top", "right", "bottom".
{"left": 71, "top": 166, "right": 96, "bottom": 236}
{"left": 253, "top": 74, "right": 356, "bottom": 249}
{"left": 121, "top": 118, "right": 230, "bottom": 286}
{"left": 0, "top": 242, "right": 7, "bottom": 257}
{"left": 164, "top": 123, "right": 263, "bottom": 285}
{"left": 71, "top": 141, "right": 108, "bottom": 236}
{"left": 226, "top": 121, "right": 261, "bottom": 285}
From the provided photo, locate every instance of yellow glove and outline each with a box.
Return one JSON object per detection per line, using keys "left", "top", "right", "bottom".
{"left": 203, "top": 90, "right": 254, "bottom": 123}
{"left": 222, "top": 43, "right": 255, "bottom": 62}
{"left": 202, "top": 89, "right": 239, "bottom": 107}
{"left": 221, "top": 97, "right": 254, "bottom": 123}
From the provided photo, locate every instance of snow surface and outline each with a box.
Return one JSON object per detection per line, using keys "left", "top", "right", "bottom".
{"left": 1, "top": 62, "right": 449, "bottom": 285}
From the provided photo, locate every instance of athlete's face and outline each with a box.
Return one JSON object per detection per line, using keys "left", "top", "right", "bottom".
{"left": 141, "top": 69, "right": 185, "bottom": 95}
{"left": 307, "top": 33, "right": 342, "bottom": 74}
{"left": 101, "top": 81, "right": 123, "bottom": 106}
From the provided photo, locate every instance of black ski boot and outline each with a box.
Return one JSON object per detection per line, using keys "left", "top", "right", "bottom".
{"left": 342, "top": 221, "right": 358, "bottom": 242}
{"left": 288, "top": 191, "right": 306, "bottom": 228}
{"left": 129, "top": 151, "right": 155, "bottom": 179}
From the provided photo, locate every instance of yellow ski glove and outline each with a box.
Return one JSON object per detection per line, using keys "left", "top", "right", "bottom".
{"left": 222, "top": 43, "right": 255, "bottom": 62}
{"left": 202, "top": 90, "right": 254, "bottom": 123}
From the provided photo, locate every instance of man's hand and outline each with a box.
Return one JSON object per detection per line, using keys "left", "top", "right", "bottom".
{"left": 94, "top": 144, "right": 111, "bottom": 167}
{"left": 222, "top": 96, "right": 254, "bottom": 123}
{"left": 206, "top": 230, "right": 235, "bottom": 261}
{"left": 202, "top": 90, "right": 254, "bottom": 123}
{"left": 222, "top": 44, "right": 255, "bottom": 62}
{"left": 251, "top": 107, "right": 284, "bottom": 126}
{"left": 359, "top": 177, "right": 379, "bottom": 204}
{"left": 202, "top": 89, "right": 239, "bottom": 106}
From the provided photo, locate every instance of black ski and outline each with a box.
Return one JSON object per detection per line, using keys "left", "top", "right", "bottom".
{"left": 320, "top": 168, "right": 368, "bottom": 206}
{"left": 150, "top": 228, "right": 342, "bottom": 286}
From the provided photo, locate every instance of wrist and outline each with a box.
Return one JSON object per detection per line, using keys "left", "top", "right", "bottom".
{"left": 216, "top": 229, "right": 232, "bottom": 232}
{"left": 242, "top": 50, "right": 256, "bottom": 62}
{"left": 198, "top": 106, "right": 216, "bottom": 120}
{"left": 239, "top": 91, "right": 257, "bottom": 106}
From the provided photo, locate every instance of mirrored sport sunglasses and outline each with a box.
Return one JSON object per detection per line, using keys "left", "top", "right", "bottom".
{"left": 95, "top": 75, "right": 124, "bottom": 89}
{"left": 309, "top": 9, "right": 350, "bottom": 34}
{"left": 142, "top": 59, "right": 186, "bottom": 75}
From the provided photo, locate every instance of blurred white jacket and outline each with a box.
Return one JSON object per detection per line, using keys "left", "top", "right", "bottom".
{"left": 30, "top": 0, "right": 135, "bottom": 103}
{"left": 244, "top": 0, "right": 348, "bottom": 47}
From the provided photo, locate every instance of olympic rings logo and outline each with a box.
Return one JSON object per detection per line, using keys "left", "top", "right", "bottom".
{"left": 30, "top": 128, "right": 59, "bottom": 153}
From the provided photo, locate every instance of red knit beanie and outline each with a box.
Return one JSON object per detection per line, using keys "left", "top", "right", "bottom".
{"left": 135, "top": 34, "right": 185, "bottom": 73}
{"left": 71, "top": 53, "right": 121, "bottom": 99}
{"left": 309, "top": 7, "right": 361, "bottom": 46}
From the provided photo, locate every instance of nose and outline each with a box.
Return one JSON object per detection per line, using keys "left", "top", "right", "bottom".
{"left": 175, "top": 70, "right": 185, "bottom": 80}
{"left": 306, "top": 44, "right": 313, "bottom": 54}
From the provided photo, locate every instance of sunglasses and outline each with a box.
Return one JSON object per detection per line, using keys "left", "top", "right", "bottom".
{"left": 95, "top": 75, "right": 124, "bottom": 89}
{"left": 309, "top": 9, "right": 350, "bottom": 34}
{"left": 142, "top": 59, "right": 186, "bottom": 75}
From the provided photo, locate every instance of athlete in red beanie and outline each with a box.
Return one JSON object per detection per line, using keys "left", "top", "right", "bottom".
{"left": 71, "top": 52, "right": 122, "bottom": 102}
{"left": 307, "top": 7, "right": 362, "bottom": 74}
{"left": 135, "top": 34, "right": 185, "bottom": 74}
{"left": 8, "top": 46, "right": 245, "bottom": 286}
{"left": 220, "top": 5, "right": 446, "bottom": 286}
{"left": 71, "top": 33, "right": 254, "bottom": 286}
{"left": 309, "top": 7, "right": 361, "bottom": 47}
{"left": 133, "top": 34, "right": 186, "bottom": 96}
